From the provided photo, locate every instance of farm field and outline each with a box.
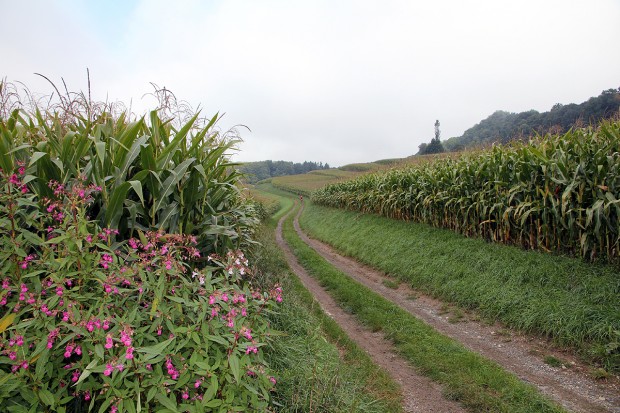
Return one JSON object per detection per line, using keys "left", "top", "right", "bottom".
{"left": 270, "top": 169, "right": 359, "bottom": 196}
{"left": 253, "top": 188, "right": 618, "bottom": 411}
{"left": 2, "top": 76, "right": 619, "bottom": 412}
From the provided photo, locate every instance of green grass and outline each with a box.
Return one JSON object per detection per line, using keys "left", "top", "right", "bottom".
{"left": 299, "top": 202, "right": 620, "bottom": 371}
{"left": 282, "top": 203, "right": 565, "bottom": 413}
{"left": 251, "top": 201, "right": 402, "bottom": 412}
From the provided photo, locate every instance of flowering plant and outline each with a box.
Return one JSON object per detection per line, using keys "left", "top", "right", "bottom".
{"left": 0, "top": 170, "right": 280, "bottom": 412}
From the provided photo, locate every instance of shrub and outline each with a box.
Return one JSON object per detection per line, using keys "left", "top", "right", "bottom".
{"left": 0, "top": 170, "right": 280, "bottom": 412}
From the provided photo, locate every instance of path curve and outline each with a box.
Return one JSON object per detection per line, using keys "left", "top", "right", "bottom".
{"left": 276, "top": 204, "right": 466, "bottom": 413}
{"left": 293, "top": 201, "right": 620, "bottom": 413}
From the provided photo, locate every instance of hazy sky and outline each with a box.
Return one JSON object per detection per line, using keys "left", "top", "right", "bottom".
{"left": 2, "top": 0, "right": 619, "bottom": 166}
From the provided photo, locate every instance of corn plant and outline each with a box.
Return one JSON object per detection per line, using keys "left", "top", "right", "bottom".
{"left": 313, "top": 119, "right": 620, "bottom": 265}
{"left": 0, "top": 101, "right": 255, "bottom": 256}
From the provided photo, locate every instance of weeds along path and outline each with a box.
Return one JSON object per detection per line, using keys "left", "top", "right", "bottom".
{"left": 276, "top": 204, "right": 466, "bottom": 413}
{"left": 293, "top": 202, "right": 620, "bottom": 413}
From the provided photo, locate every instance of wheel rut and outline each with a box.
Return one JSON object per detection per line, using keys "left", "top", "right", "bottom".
{"left": 276, "top": 205, "right": 466, "bottom": 413}
{"left": 292, "top": 202, "right": 620, "bottom": 413}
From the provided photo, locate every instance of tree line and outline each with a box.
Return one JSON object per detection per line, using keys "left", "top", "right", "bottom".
{"left": 239, "top": 160, "right": 331, "bottom": 183}
{"left": 418, "top": 88, "right": 620, "bottom": 154}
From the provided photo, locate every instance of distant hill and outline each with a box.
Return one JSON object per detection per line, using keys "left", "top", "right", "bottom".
{"left": 239, "top": 160, "right": 330, "bottom": 184}
{"left": 431, "top": 88, "right": 620, "bottom": 152}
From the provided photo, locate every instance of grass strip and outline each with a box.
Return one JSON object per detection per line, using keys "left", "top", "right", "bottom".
{"left": 299, "top": 202, "right": 620, "bottom": 371}
{"left": 252, "top": 205, "right": 402, "bottom": 412}
{"left": 283, "top": 203, "right": 566, "bottom": 413}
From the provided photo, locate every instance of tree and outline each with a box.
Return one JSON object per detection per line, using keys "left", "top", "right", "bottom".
{"left": 419, "top": 120, "right": 445, "bottom": 154}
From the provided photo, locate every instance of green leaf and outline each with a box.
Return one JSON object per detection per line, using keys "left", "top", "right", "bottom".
{"left": 28, "top": 151, "right": 48, "bottom": 167}
{"left": 75, "top": 359, "right": 98, "bottom": 386}
{"left": 105, "top": 181, "right": 131, "bottom": 227}
{"left": 155, "top": 392, "right": 179, "bottom": 412}
{"left": 129, "top": 180, "right": 145, "bottom": 206}
{"left": 137, "top": 337, "right": 175, "bottom": 357}
{"left": 229, "top": 354, "right": 240, "bottom": 383}
{"left": 206, "top": 335, "right": 229, "bottom": 346}
{"left": 38, "top": 389, "right": 55, "bottom": 407}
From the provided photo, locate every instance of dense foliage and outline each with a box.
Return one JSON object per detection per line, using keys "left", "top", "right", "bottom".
{"left": 239, "top": 160, "right": 330, "bottom": 184}
{"left": 0, "top": 82, "right": 280, "bottom": 412}
{"left": 0, "top": 170, "right": 280, "bottom": 412}
{"left": 0, "top": 81, "right": 256, "bottom": 256}
{"left": 438, "top": 88, "right": 620, "bottom": 151}
{"left": 314, "top": 120, "right": 620, "bottom": 265}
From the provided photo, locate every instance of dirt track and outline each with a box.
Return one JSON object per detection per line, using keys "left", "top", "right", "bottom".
{"left": 280, "top": 201, "right": 620, "bottom": 413}
{"left": 276, "top": 206, "right": 466, "bottom": 412}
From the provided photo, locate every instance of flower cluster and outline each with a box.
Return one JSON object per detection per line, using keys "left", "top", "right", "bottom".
{"left": 0, "top": 172, "right": 280, "bottom": 411}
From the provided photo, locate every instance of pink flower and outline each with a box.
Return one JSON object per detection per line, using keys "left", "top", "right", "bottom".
{"left": 194, "top": 379, "right": 202, "bottom": 389}
{"left": 209, "top": 295, "right": 216, "bottom": 305}
{"left": 269, "top": 376, "right": 277, "bottom": 385}
{"left": 104, "top": 335, "right": 113, "bottom": 349}
{"left": 125, "top": 346, "right": 134, "bottom": 359}
{"left": 103, "top": 364, "right": 114, "bottom": 376}
{"left": 110, "top": 405, "right": 118, "bottom": 413}
{"left": 71, "top": 370, "right": 80, "bottom": 382}
{"left": 181, "top": 391, "right": 189, "bottom": 400}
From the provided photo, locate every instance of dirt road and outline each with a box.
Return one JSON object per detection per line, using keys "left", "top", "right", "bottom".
{"left": 282, "top": 202, "right": 620, "bottom": 413}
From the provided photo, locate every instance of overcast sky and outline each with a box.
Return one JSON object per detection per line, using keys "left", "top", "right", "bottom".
{"left": 2, "top": 0, "right": 619, "bottom": 166}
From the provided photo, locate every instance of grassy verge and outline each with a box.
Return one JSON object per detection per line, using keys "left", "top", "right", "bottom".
{"left": 299, "top": 202, "right": 620, "bottom": 372}
{"left": 251, "top": 202, "right": 402, "bottom": 412}
{"left": 282, "top": 203, "right": 566, "bottom": 413}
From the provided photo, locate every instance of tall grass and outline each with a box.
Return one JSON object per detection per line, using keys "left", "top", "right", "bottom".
{"left": 314, "top": 120, "right": 620, "bottom": 265}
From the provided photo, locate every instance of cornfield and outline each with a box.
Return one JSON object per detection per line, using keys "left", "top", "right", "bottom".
{"left": 0, "top": 80, "right": 256, "bottom": 255}
{"left": 313, "top": 119, "right": 620, "bottom": 265}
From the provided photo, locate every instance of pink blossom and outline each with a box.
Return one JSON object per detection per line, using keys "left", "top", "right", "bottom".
{"left": 209, "top": 295, "right": 216, "bottom": 305}
{"left": 181, "top": 391, "right": 189, "bottom": 400}
{"left": 194, "top": 379, "right": 202, "bottom": 389}
{"left": 269, "top": 376, "right": 277, "bottom": 385}
{"left": 71, "top": 370, "right": 80, "bottom": 382}
{"left": 125, "top": 346, "right": 134, "bottom": 359}
{"left": 104, "top": 335, "right": 113, "bottom": 349}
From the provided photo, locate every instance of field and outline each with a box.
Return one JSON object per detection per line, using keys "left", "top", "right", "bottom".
{"left": 271, "top": 169, "right": 359, "bottom": 196}
{"left": 2, "top": 79, "right": 619, "bottom": 412}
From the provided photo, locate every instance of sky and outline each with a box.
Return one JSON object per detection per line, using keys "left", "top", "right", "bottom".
{"left": 1, "top": 0, "right": 619, "bottom": 167}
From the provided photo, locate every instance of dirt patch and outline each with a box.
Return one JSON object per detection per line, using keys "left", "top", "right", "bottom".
{"left": 276, "top": 206, "right": 466, "bottom": 413}
{"left": 293, "top": 202, "right": 620, "bottom": 413}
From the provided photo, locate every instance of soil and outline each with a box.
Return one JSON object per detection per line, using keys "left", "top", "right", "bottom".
{"left": 281, "top": 201, "right": 620, "bottom": 413}
{"left": 276, "top": 207, "right": 466, "bottom": 413}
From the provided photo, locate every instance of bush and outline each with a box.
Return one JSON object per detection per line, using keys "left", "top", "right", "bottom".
{"left": 0, "top": 170, "right": 281, "bottom": 412}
